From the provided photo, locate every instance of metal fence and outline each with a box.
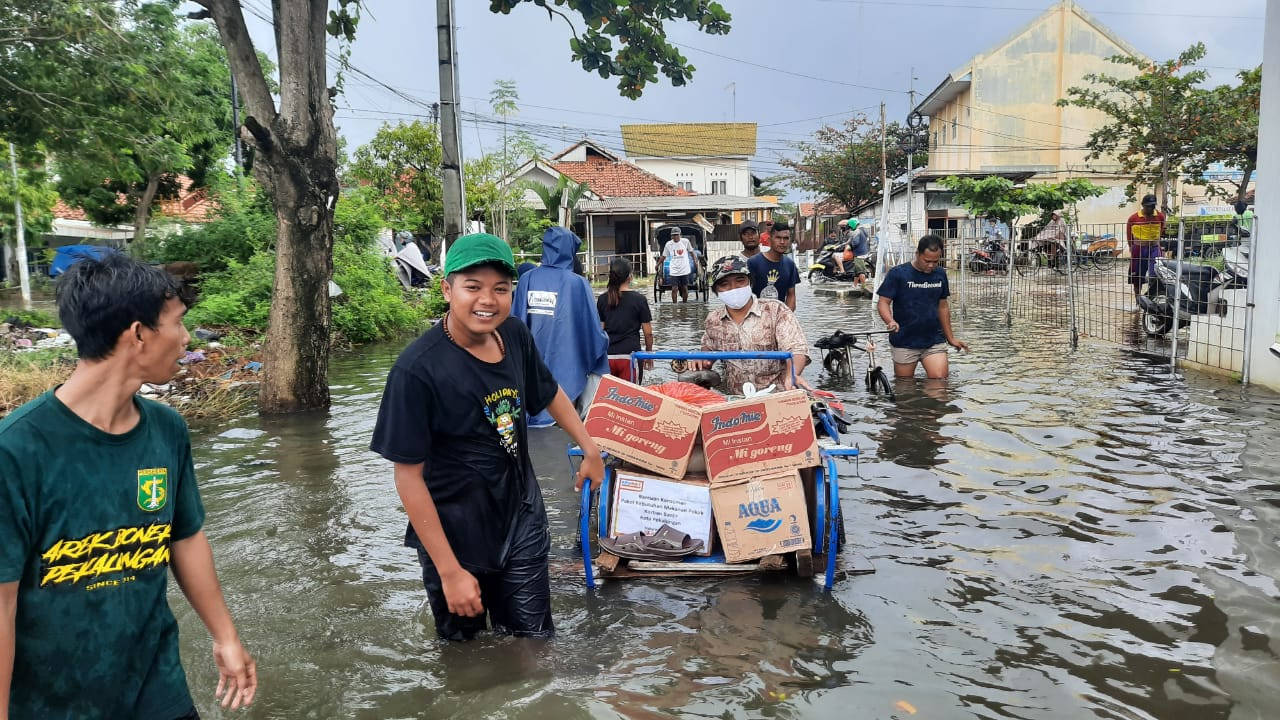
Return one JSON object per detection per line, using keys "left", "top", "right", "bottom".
{"left": 948, "top": 217, "right": 1256, "bottom": 379}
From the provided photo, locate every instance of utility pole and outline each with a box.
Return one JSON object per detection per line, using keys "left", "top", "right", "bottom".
{"left": 905, "top": 69, "right": 918, "bottom": 253}
{"left": 436, "top": 0, "right": 467, "bottom": 260}
{"left": 7, "top": 143, "right": 31, "bottom": 309}
{"left": 726, "top": 82, "right": 736, "bottom": 122}
{"left": 875, "top": 103, "right": 891, "bottom": 297}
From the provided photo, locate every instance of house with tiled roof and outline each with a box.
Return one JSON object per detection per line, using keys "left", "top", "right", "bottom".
{"left": 505, "top": 139, "right": 776, "bottom": 278}
{"left": 46, "top": 176, "right": 218, "bottom": 247}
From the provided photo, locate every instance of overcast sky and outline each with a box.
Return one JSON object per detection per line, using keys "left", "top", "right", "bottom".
{"left": 240, "top": 0, "right": 1265, "bottom": 201}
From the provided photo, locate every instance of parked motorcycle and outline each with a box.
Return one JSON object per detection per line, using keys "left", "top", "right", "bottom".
{"left": 1136, "top": 236, "right": 1249, "bottom": 335}
{"left": 967, "top": 236, "right": 1009, "bottom": 273}
{"left": 808, "top": 242, "right": 873, "bottom": 284}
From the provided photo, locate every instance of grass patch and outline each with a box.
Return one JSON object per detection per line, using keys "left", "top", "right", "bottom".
{"left": 0, "top": 353, "right": 75, "bottom": 415}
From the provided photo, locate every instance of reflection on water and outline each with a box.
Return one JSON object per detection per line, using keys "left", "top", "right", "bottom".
{"left": 175, "top": 286, "right": 1280, "bottom": 719}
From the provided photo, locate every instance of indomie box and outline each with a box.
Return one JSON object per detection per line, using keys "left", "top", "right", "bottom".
{"left": 699, "top": 390, "right": 819, "bottom": 486}
{"left": 710, "top": 469, "right": 812, "bottom": 563}
{"left": 609, "top": 470, "right": 714, "bottom": 557}
{"left": 584, "top": 375, "right": 702, "bottom": 479}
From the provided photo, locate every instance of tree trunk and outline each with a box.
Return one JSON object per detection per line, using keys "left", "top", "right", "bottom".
{"left": 201, "top": 0, "right": 338, "bottom": 414}
{"left": 132, "top": 173, "right": 161, "bottom": 244}
{"left": 1236, "top": 166, "right": 1254, "bottom": 205}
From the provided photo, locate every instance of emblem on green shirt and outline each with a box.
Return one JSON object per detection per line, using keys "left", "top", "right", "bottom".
{"left": 137, "top": 467, "right": 168, "bottom": 511}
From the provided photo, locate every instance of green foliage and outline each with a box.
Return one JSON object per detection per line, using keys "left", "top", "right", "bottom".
{"left": 2, "top": 308, "right": 59, "bottom": 328}
{"left": 185, "top": 188, "right": 434, "bottom": 342}
{"left": 0, "top": 145, "right": 57, "bottom": 247}
{"left": 508, "top": 207, "right": 551, "bottom": 252}
{"left": 487, "top": 1, "right": 731, "bottom": 99}
{"left": 941, "top": 176, "right": 1107, "bottom": 230}
{"left": 1058, "top": 43, "right": 1260, "bottom": 206}
{"left": 783, "top": 117, "right": 927, "bottom": 211}
{"left": 48, "top": 16, "right": 237, "bottom": 238}
{"left": 139, "top": 185, "right": 276, "bottom": 272}
{"left": 523, "top": 176, "right": 589, "bottom": 226}
{"left": 349, "top": 121, "right": 444, "bottom": 235}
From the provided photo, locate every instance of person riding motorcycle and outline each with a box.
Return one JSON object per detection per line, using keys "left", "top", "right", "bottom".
{"left": 835, "top": 218, "right": 871, "bottom": 282}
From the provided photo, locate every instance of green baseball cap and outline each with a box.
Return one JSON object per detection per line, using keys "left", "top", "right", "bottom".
{"left": 443, "top": 233, "right": 516, "bottom": 277}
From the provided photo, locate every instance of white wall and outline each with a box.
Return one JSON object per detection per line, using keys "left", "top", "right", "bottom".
{"left": 1246, "top": 0, "right": 1280, "bottom": 390}
{"left": 631, "top": 157, "right": 751, "bottom": 195}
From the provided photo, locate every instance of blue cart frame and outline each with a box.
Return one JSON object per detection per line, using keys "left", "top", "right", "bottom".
{"left": 568, "top": 350, "right": 859, "bottom": 591}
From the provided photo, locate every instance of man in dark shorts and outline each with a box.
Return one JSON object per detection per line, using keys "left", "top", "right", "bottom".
{"left": 371, "top": 233, "right": 604, "bottom": 641}
{"left": 662, "top": 227, "right": 696, "bottom": 303}
{"left": 876, "top": 234, "right": 969, "bottom": 378}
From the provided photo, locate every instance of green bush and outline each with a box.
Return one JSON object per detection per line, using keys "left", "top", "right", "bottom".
{"left": 184, "top": 188, "right": 437, "bottom": 344}
{"left": 142, "top": 187, "right": 275, "bottom": 272}
{"left": 2, "top": 308, "right": 60, "bottom": 328}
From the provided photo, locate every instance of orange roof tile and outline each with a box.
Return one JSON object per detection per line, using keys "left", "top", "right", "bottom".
{"left": 51, "top": 176, "right": 218, "bottom": 224}
{"left": 550, "top": 155, "right": 693, "bottom": 198}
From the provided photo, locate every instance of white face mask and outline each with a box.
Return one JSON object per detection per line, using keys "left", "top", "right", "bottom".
{"left": 719, "top": 285, "right": 753, "bottom": 309}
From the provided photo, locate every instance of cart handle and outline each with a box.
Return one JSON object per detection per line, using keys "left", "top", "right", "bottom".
{"left": 631, "top": 350, "right": 798, "bottom": 388}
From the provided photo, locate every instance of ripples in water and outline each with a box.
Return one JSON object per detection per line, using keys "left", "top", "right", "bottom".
{"left": 175, "top": 286, "right": 1280, "bottom": 719}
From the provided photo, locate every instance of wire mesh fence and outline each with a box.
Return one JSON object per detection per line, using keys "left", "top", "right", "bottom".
{"left": 946, "top": 217, "right": 1255, "bottom": 377}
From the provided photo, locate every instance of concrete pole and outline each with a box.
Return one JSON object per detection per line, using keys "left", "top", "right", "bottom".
{"left": 7, "top": 143, "right": 31, "bottom": 309}
{"left": 436, "top": 0, "right": 467, "bottom": 263}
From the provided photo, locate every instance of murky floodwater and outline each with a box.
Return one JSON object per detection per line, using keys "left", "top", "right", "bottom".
{"left": 174, "top": 285, "right": 1280, "bottom": 719}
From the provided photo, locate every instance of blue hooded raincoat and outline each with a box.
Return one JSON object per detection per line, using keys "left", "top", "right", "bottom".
{"left": 512, "top": 226, "right": 610, "bottom": 427}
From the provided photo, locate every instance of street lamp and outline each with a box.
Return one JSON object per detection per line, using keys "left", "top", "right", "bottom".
{"left": 899, "top": 111, "right": 926, "bottom": 256}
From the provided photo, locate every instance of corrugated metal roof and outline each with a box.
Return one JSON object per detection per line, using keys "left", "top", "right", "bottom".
{"left": 620, "top": 123, "right": 757, "bottom": 158}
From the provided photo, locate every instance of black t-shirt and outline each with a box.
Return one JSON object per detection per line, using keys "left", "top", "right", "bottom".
{"left": 369, "top": 317, "right": 560, "bottom": 572}
{"left": 596, "top": 290, "right": 652, "bottom": 355}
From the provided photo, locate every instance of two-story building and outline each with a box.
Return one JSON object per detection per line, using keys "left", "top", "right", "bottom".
{"left": 867, "top": 0, "right": 1149, "bottom": 241}
{"left": 620, "top": 122, "right": 769, "bottom": 221}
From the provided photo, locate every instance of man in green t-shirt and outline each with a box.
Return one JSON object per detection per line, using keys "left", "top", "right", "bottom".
{"left": 0, "top": 253, "right": 256, "bottom": 718}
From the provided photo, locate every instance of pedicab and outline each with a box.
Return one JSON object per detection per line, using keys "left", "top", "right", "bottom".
{"left": 652, "top": 223, "right": 710, "bottom": 303}
{"left": 567, "top": 350, "right": 870, "bottom": 591}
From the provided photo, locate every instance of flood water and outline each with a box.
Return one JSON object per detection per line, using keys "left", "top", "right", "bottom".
{"left": 175, "top": 284, "right": 1280, "bottom": 719}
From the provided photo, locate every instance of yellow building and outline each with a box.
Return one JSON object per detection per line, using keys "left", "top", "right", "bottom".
{"left": 913, "top": 0, "right": 1147, "bottom": 228}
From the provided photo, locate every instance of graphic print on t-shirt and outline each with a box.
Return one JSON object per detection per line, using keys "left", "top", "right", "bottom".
{"left": 483, "top": 387, "right": 523, "bottom": 459}
{"left": 761, "top": 267, "right": 781, "bottom": 300}
{"left": 40, "top": 521, "right": 172, "bottom": 590}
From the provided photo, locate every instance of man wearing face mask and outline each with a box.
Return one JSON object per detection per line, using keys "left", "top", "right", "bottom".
{"left": 691, "top": 255, "right": 813, "bottom": 394}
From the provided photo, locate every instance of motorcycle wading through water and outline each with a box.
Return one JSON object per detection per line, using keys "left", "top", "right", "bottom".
{"left": 809, "top": 241, "right": 873, "bottom": 284}
{"left": 1136, "top": 229, "right": 1250, "bottom": 335}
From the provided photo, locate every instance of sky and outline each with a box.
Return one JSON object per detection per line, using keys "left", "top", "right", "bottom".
{"left": 237, "top": 0, "right": 1266, "bottom": 201}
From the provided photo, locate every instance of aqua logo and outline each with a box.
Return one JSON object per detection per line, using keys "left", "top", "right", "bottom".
{"left": 744, "top": 518, "right": 783, "bottom": 533}
{"left": 738, "top": 498, "right": 782, "bottom": 518}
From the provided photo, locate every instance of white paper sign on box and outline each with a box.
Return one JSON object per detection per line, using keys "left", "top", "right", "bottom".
{"left": 608, "top": 471, "right": 713, "bottom": 557}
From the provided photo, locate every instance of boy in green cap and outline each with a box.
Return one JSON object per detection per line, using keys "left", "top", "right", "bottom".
{"left": 371, "top": 233, "right": 604, "bottom": 641}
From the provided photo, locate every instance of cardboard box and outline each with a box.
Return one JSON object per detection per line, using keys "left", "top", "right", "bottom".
{"left": 698, "top": 390, "right": 819, "bottom": 486}
{"left": 710, "top": 469, "right": 812, "bottom": 563}
{"left": 609, "top": 470, "right": 714, "bottom": 557}
{"left": 585, "top": 375, "right": 702, "bottom": 479}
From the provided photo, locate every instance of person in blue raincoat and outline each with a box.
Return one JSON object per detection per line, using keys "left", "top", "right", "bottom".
{"left": 512, "top": 226, "right": 610, "bottom": 426}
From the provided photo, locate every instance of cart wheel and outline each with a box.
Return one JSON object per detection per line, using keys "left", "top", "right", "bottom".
{"left": 700, "top": 276, "right": 709, "bottom": 302}
{"left": 794, "top": 549, "right": 814, "bottom": 578}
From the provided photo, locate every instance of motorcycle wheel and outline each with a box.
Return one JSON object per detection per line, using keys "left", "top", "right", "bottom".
{"left": 1141, "top": 310, "right": 1173, "bottom": 335}
{"left": 967, "top": 258, "right": 986, "bottom": 273}
{"left": 808, "top": 269, "right": 826, "bottom": 283}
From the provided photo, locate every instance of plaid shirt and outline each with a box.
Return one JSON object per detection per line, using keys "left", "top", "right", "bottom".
{"left": 700, "top": 298, "right": 810, "bottom": 394}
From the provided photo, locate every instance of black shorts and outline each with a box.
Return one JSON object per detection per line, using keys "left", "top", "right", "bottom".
{"left": 416, "top": 548, "right": 554, "bottom": 641}
{"left": 668, "top": 272, "right": 691, "bottom": 287}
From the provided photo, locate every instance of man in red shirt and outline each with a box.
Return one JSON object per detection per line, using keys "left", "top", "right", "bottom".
{"left": 1127, "top": 194, "right": 1165, "bottom": 300}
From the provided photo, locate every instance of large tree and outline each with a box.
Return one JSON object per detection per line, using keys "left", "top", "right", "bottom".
{"left": 940, "top": 175, "right": 1107, "bottom": 233}
{"left": 194, "top": 0, "right": 731, "bottom": 413}
{"left": 1059, "top": 43, "right": 1260, "bottom": 207}
{"left": 783, "top": 117, "right": 927, "bottom": 212}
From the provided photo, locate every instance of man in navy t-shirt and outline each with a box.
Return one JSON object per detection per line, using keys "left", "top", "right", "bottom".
{"left": 876, "top": 234, "right": 969, "bottom": 378}
{"left": 748, "top": 219, "right": 800, "bottom": 311}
